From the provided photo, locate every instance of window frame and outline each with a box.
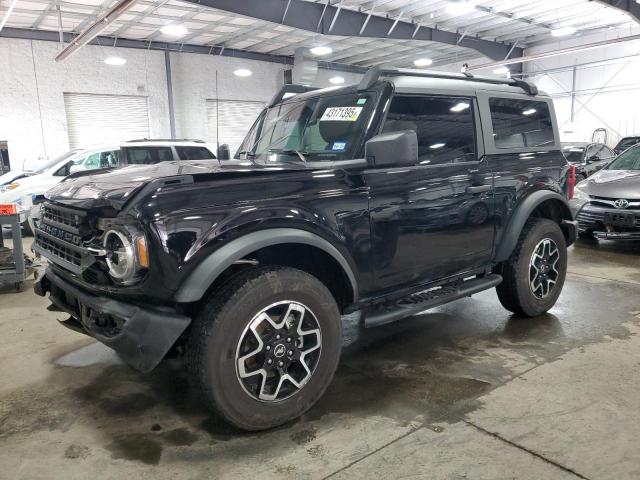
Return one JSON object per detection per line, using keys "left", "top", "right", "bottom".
{"left": 374, "top": 92, "right": 485, "bottom": 170}
{"left": 477, "top": 91, "right": 560, "bottom": 155}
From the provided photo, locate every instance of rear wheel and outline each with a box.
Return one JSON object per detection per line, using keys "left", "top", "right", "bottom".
{"left": 496, "top": 218, "right": 567, "bottom": 317}
{"left": 187, "top": 266, "right": 342, "bottom": 431}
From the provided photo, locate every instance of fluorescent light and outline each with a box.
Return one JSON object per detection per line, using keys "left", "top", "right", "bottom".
{"left": 0, "top": 0, "right": 19, "bottom": 34}
{"left": 446, "top": 1, "right": 475, "bottom": 15}
{"left": 160, "top": 24, "right": 188, "bottom": 36}
{"left": 551, "top": 26, "right": 576, "bottom": 37}
{"left": 493, "top": 66, "right": 509, "bottom": 75}
{"left": 430, "top": 143, "right": 446, "bottom": 149}
{"left": 282, "top": 92, "right": 297, "bottom": 99}
{"left": 522, "top": 108, "right": 537, "bottom": 116}
{"left": 450, "top": 102, "right": 470, "bottom": 112}
{"left": 104, "top": 56, "right": 126, "bottom": 66}
{"left": 233, "top": 68, "right": 252, "bottom": 77}
{"left": 329, "top": 76, "right": 344, "bottom": 84}
{"left": 413, "top": 57, "right": 433, "bottom": 67}
{"left": 310, "top": 46, "right": 332, "bottom": 56}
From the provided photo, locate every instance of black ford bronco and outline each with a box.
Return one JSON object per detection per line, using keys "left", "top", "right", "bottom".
{"left": 34, "top": 67, "right": 577, "bottom": 430}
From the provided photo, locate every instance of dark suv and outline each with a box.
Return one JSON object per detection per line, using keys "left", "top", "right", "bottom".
{"left": 34, "top": 68, "right": 577, "bottom": 431}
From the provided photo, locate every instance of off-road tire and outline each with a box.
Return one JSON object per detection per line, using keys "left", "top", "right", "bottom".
{"left": 495, "top": 218, "right": 567, "bottom": 317}
{"left": 187, "top": 266, "right": 342, "bottom": 431}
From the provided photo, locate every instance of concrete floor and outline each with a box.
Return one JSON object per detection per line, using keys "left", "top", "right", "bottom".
{"left": 1, "top": 234, "right": 639, "bottom": 479}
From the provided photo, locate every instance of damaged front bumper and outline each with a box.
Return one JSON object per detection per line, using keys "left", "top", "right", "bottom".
{"left": 35, "top": 268, "right": 191, "bottom": 372}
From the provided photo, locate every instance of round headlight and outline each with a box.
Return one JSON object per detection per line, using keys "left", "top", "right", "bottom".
{"left": 104, "top": 230, "right": 136, "bottom": 281}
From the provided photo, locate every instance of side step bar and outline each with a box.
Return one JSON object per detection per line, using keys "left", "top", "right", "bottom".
{"left": 364, "top": 274, "right": 502, "bottom": 328}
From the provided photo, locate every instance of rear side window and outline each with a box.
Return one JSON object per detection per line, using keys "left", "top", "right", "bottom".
{"left": 125, "top": 147, "right": 174, "bottom": 164}
{"left": 383, "top": 95, "right": 476, "bottom": 165}
{"left": 617, "top": 137, "right": 640, "bottom": 150}
{"left": 489, "top": 98, "right": 554, "bottom": 149}
{"left": 175, "top": 146, "right": 216, "bottom": 160}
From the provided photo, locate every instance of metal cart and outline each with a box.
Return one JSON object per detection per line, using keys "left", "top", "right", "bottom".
{"left": 0, "top": 210, "right": 34, "bottom": 292}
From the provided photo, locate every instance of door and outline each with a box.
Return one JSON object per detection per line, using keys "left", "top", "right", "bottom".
{"left": 64, "top": 93, "right": 150, "bottom": 148}
{"left": 366, "top": 95, "right": 494, "bottom": 293}
{"left": 206, "top": 100, "right": 265, "bottom": 155}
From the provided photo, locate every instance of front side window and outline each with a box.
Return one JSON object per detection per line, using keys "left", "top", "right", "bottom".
{"left": 607, "top": 147, "right": 640, "bottom": 171}
{"left": 236, "top": 92, "right": 376, "bottom": 163}
{"left": 383, "top": 95, "right": 476, "bottom": 165}
{"left": 176, "top": 146, "right": 216, "bottom": 160}
{"left": 489, "top": 98, "right": 554, "bottom": 149}
{"left": 125, "top": 147, "right": 174, "bottom": 165}
{"left": 616, "top": 137, "right": 640, "bottom": 150}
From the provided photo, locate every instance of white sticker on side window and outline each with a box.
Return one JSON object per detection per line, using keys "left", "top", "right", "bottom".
{"left": 321, "top": 106, "right": 363, "bottom": 122}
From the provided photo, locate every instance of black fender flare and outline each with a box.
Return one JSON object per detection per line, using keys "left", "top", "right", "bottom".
{"left": 495, "top": 190, "right": 574, "bottom": 262}
{"left": 173, "top": 228, "right": 359, "bottom": 303}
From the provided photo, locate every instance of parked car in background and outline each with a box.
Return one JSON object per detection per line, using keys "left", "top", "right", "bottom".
{"left": 613, "top": 136, "right": 640, "bottom": 155}
{"left": 0, "top": 146, "right": 120, "bottom": 231}
{"left": 0, "top": 149, "right": 82, "bottom": 187}
{"left": 561, "top": 142, "right": 615, "bottom": 183}
{"left": 571, "top": 144, "right": 640, "bottom": 239}
{"left": 28, "top": 139, "right": 218, "bottom": 233}
{"left": 119, "top": 139, "right": 217, "bottom": 164}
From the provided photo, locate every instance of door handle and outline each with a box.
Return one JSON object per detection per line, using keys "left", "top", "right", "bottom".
{"left": 466, "top": 185, "right": 491, "bottom": 194}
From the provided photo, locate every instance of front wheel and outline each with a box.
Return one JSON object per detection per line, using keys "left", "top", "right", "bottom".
{"left": 187, "top": 266, "right": 342, "bottom": 431}
{"left": 495, "top": 218, "right": 568, "bottom": 317}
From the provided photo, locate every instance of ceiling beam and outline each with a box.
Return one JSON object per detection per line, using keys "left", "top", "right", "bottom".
{"left": 594, "top": 0, "right": 640, "bottom": 23}
{"left": 178, "top": 0, "right": 523, "bottom": 61}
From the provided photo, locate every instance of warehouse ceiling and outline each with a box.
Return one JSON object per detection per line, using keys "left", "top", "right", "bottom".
{"left": 0, "top": 0, "right": 638, "bottom": 68}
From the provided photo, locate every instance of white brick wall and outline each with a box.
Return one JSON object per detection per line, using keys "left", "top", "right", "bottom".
{"left": 0, "top": 38, "right": 170, "bottom": 171}
{"left": 0, "top": 37, "right": 364, "bottom": 172}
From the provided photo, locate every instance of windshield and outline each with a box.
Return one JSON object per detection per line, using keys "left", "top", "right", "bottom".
{"left": 34, "top": 150, "right": 82, "bottom": 174}
{"left": 616, "top": 137, "right": 640, "bottom": 150}
{"left": 562, "top": 146, "right": 585, "bottom": 164}
{"left": 235, "top": 91, "right": 377, "bottom": 163}
{"left": 607, "top": 146, "right": 640, "bottom": 171}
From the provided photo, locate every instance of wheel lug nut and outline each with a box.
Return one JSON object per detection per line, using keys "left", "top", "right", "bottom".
{"left": 287, "top": 337, "right": 291, "bottom": 343}
{"left": 267, "top": 359, "right": 273, "bottom": 365}
{"left": 278, "top": 361, "right": 284, "bottom": 367}
{"left": 288, "top": 350, "right": 293, "bottom": 356}
{"left": 276, "top": 334, "right": 281, "bottom": 340}
{"left": 266, "top": 345, "right": 271, "bottom": 351}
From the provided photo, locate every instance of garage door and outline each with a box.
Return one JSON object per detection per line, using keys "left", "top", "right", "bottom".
{"left": 206, "top": 100, "right": 265, "bottom": 155}
{"left": 64, "top": 93, "right": 150, "bottom": 148}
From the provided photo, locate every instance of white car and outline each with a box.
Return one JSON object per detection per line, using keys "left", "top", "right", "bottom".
{"left": 0, "top": 149, "right": 83, "bottom": 187}
{"left": 0, "top": 146, "right": 120, "bottom": 229}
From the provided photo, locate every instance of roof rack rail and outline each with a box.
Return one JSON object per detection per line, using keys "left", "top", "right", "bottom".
{"left": 268, "top": 84, "right": 320, "bottom": 107}
{"left": 125, "top": 138, "right": 206, "bottom": 143}
{"left": 357, "top": 66, "right": 538, "bottom": 96}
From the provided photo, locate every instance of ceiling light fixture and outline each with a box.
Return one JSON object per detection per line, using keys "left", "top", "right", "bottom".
{"left": 233, "top": 68, "right": 252, "bottom": 77}
{"left": 446, "top": 1, "right": 475, "bottom": 15}
{"left": 430, "top": 143, "right": 446, "bottom": 149}
{"left": 493, "top": 66, "right": 509, "bottom": 75}
{"left": 104, "top": 56, "right": 126, "bottom": 66}
{"left": 413, "top": 57, "right": 433, "bottom": 67}
{"left": 310, "top": 46, "right": 332, "bottom": 56}
{"left": 160, "top": 24, "right": 188, "bottom": 36}
{"left": 551, "top": 26, "right": 576, "bottom": 37}
{"left": 329, "top": 76, "right": 345, "bottom": 84}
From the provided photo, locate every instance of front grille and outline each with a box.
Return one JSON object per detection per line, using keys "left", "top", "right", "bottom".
{"left": 577, "top": 206, "right": 640, "bottom": 229}
{"left": 35, "top": 234, "right": 81, "bottom": 267}
{"left": 42, "top": 204, "right": 85, "bottom": 233}
{"left": 34, "top": 202, "right": 95, "bottom": 274}
{"left": 589, "top": 196, "right": 640, "bottom": 209}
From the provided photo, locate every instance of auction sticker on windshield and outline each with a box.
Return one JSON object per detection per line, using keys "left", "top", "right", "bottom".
{"left": 321, "top": 106, "right": 363, "bottom": 122}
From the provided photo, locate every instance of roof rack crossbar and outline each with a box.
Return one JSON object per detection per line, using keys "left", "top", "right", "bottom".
{"left": 125, "top": 138, "right": 206, "bottom": 143}
{"left": 357, "top": 66, "right": 538, "bottom": 96}
{"left": 268, "top": 84, "right": 320, "bottom": 107}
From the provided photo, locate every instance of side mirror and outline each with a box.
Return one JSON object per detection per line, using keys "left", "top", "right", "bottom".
{"left": 68, "top": 164, "right": 85, "bottom": 174}
{"left": 365, "top": 130, "right": 418, "bottom": 167}
{"left": 586, "top": 155, "right": 598, "bottom": 164}
{"left": 217, "top": 144, "right": 230, "bottom": 160}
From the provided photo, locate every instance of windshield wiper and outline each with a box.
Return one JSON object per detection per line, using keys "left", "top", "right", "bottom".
{"left": 270, "top": 149, "right": 309, "bottom": 164}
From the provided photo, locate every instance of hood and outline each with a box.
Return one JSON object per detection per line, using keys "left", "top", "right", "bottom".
{"left": 581, "top": 169, "right": 640, "bottom": 199}
{"left": 0, "top": 170, "right": 28, "bottom": 187}
{"left": 45, "top": 160, "right": 300, "bottom": 210}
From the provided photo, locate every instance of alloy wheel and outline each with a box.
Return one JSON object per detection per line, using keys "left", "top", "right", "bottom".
{"left": 235, "top": 301, "right": 322, "bottom": 402}
{"left": 529, "top": 238, "right": 560, "bottom": 299}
